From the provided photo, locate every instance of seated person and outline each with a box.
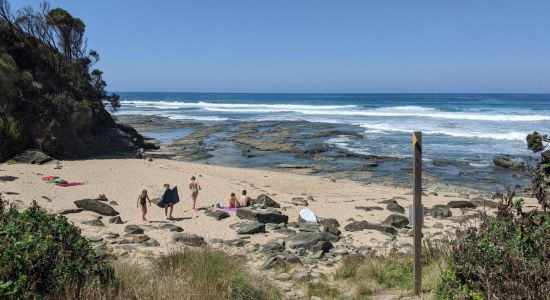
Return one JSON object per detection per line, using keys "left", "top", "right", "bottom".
{"left": 228, "top": 192, "right": 239, "bottom": 208}
{"left": 238, "top": 190, "right": 252, "bottom": 207}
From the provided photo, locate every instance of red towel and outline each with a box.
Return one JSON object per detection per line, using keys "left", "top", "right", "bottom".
{"left": 56, "top": 182, "right": 83, "bottom": 187}
{"left": 42, "top": 176, "right": 59, "bottom": 181}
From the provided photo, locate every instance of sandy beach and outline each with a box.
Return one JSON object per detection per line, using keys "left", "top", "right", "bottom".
{"left": 0, "top": 158, "right": 512, "bottom": 264}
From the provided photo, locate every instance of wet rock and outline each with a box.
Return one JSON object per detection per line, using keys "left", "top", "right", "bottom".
{"left": 13, "top": 150, "right": 53, "bottom": 164}
{"left": 383, "top": 214, "right": 409, "bottom": 229}
{"left": 387, "top": 201, "right": 405, "bottom": 213}
{"left": 319, "top": 218, "right": 341, "bottom": 235}
{"left": 81, "top": 219, "right": 104, "bottom": 226}
{"left": 236, "top": 207, "right": 288, "bottom": 224}
{"left": 493, "top": 156, "right": 523, "bottom": 169}
{"left": 275, "top": 163, "right": 310, "bottom": 169}
{"left": 124, "top": 225, "right": 144, "bottom": 235}
{"left": 425, "top": 205, "right": 452, "bottom": 219}
{"left": 447, "top": 200, "right": 477, "bottom": 209}
{"left": 58, "top": 208, "right": 84, "bottom": 215}
{"left": 74, "top": 199, "right": 119, "bottom": 216}
{"left": 108, "top": 216, "right": 124, "bottom": 224}
{"left": 285, "top": 232, "right": 339, "bottom": 251}
{"left": 172, "top": 233, "right": 206, "bottom": 247}
{"left": 355, "top": 206, "right": 384, "bottom": 212}
{"left": 205, "top": 209, "right": 230, "bottom": 220}
{"left": 236, "top": 223, "right": 266, "bottom": 234}
{"left": 253, "top": 194, "right": 281, "bottom": 208}
{"left": 344, "top": 221, "right": 397, "bottom": 235}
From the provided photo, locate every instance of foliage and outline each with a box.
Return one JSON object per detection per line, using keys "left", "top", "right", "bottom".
{"left": 307, "top": 282, "right": 341, "bottom": 299}
{"left": 0, "top": 0, "right": 129, "bottom": 161}
{"left": 0, "top": 195, "right": 113, "bottom": 299}
{"left": 334, "top": 244, "right": 446, "bottom": 298}
{"left": 98, "top": 248, "right": 282, "bottom": 300}
{"left": 437, "top": 187, "right": 550, "bottom": 299}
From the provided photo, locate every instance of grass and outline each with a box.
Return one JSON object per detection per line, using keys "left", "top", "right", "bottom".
{"left": 332, "top": 243, "right": 447, "bottom": 298}
{"left": 308, "top": 282, "right": 342, "bottom": 299}
{"left": 74, "top": 248, "right": 282, "bottom": 300}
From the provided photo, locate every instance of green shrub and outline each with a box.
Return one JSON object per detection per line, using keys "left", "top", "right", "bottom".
{"left": 0, "top": 197, "right": 113, "bottom": 299}
{"left": 437, "top": 188, "right": 550, "bottom": 299}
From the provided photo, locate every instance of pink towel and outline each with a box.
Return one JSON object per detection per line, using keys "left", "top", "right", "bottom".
{"left": 224, "top": 207, "right": 238, "bottom": 213}
{"left": 56, "top": 182, "right": 83, "bottom": 187}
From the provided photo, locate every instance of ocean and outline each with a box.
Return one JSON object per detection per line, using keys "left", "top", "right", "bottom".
{"left": 115, "top": 92, "right": 550, "bottom": 190}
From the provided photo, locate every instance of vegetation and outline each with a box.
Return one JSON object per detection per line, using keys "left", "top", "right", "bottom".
{"left": 332, "top": 242, "right": 446, "bottom": 298}
{"left": 436, "top": 132, "right": 550, "bottom": 299}
{"left": 0, "top": 0, "right": 142, "bottom": 161}
{"left": 107, "top": 248, "right": 282, "bottom": 300}
{"left": 0, "top": 195, "right": 113, "bottom": 299}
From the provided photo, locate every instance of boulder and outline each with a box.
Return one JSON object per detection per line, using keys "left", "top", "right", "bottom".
{"left": 424, "top": 205, "right": 452, "bottom": 219}
{"left": 172, "top": 233, "right": 206, "bottom": 247}
{"left": 383, "top": 214, "right": 409, "bottom": 229}
{"left": 205, "top": 209, "right": 230, "bottom": 220}
{"left": 58, "top": 208, "right": 84, "bottom": 215}
{"left": 81, "top": 219, "right": 104, "bottom": 226}
{"left": 355, "top": 206, "right": 384, "bottom": 212}
{"left": 170, "top": 225, "right": 184, "bottom": 232}
{"left": 470, "top": 198, "right": 498, "bottom": 209}
{"left": 344, "top": 221, "right": 397, "bottom": 235}
{"left": 260, "top": 243, "right": 285, "bottom": 253}
{"left": 236, "top": 223, "right": 266, "bottom": 235}
{"left": 387, "top": 202, "right": 405, "bottom": 213}
{"left": 109, "top": 216, "right": 124, "bottom": 224}
{"left": 493, "top": 156, "right": 523, "bottom": 169}
{"left": 13, "top": 150, "right": 53, "bottom": 164}
{"left": 285, "top": 232, "right": 339, "bottom": 251}
{"left": 236, "top": 207, "right": 288, "bottom": 224}
{"left": 319, "top": 218, "right": 341, "bottom": 235}
{"left": 290, "top": 197, "right": 309, "bottom": 206}
{"left": 74, "top": 199, "right": 119, "bottom": 216}
{"left": 298, "top": 223, "right": 320, "bottom": 232}
{"left": 447, "top": 200, "right": 477, "bottom": 209}
{"left": 124, "top": 225, "right": 144, "bottom": 235}
{"left": 253, "top": 194, "right": 281, "bottom": 208}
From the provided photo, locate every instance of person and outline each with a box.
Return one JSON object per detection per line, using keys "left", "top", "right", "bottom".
{"left": 188, "top": 176, "right": 201, "bottom": 210}
{"left": 238, "top": 190, "right": 252, "bottom": 207}
{"left": 136, "top": 189, "right": 151, "bottom": 222}
{"left": 228, "top": 192, "right": 239, "bottom": 208}
{"left": 136, "top": 149, "right": 143, "bottom": 159}
{"left": 161, "top": 183, "right": 174, "bottom": 219}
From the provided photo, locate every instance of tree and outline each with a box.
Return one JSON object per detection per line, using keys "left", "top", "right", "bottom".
{"left": 46, "top": 7, "right": 85, "bottom": 62}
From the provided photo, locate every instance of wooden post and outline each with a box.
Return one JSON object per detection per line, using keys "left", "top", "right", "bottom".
{"left": 413, "top": 131, "right": 422, "bottom": 296}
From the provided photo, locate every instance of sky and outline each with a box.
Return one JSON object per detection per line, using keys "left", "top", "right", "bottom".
{"left": 9, "top": 0, "right": 550, "bottom": 93}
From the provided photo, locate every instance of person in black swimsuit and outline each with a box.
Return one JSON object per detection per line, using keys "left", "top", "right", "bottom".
{"left": 136, "top": 189, "right": 151, "bottom": 222}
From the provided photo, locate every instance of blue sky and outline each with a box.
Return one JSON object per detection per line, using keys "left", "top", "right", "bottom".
{"left": 10, "top": 0, "right": 550, "bottom": 93}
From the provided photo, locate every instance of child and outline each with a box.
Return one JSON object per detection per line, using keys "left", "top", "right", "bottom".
{"left": 136, "top": 189, "right": 151, "bottom": 222}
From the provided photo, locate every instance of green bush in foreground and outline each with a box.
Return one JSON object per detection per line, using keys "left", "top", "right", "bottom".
{"left": 0, "top": 196, "right": 113, "bottom": 298}
{"left": 437, "top": 188, "right": 550, "bottom": 299}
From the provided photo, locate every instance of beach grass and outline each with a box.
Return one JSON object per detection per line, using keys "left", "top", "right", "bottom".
{"left": 74, "top": 248, "right": 281, "bottom": 300}
{"left": 333, "top": 244, "right": 447, "bottom": 298}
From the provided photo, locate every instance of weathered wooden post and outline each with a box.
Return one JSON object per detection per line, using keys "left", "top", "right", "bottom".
{"left": 413, "top": 131, "right": 422, "bottom": 296}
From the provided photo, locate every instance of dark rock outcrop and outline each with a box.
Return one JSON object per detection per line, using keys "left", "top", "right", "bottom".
{"left": 236, "top": 207, "right": 288, "bottom": 224}
{"left": 12, "top": 150, "right": 53, "bottom": 164}
{"left": 205, "top": 209, "right": 230, "bottom": 220}
{"left": 172, "top": 233, "right": 205, "bottom": 247}
{"left": 253, "top": 194, "right": 281, "bottom": 208}
{"left": 236, "top": 223, "right": 266, "bottom": 235}
{"left": 383, "top": 214, "right": 409, "bottom": 229}
{"left": 74, "top": 199, "right": 119, "bottom": 216}
{"left": 344, "top": 221, "right": 397, "bottom": 235}
{"left": 447, "top": 200, "right": 477, "bottom": 209}
{"left": 285, "top": 232, "right": 339, "bottom": 251}
{"left": 124, "top": 225, "right": 144, "bottom": 235}
{"left": 493, "top": 156, "right": 523, "bottom": 169}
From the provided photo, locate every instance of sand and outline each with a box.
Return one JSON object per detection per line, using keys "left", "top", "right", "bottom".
{"left": 0, "top": 158, "right": 508, "bottom": 261}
